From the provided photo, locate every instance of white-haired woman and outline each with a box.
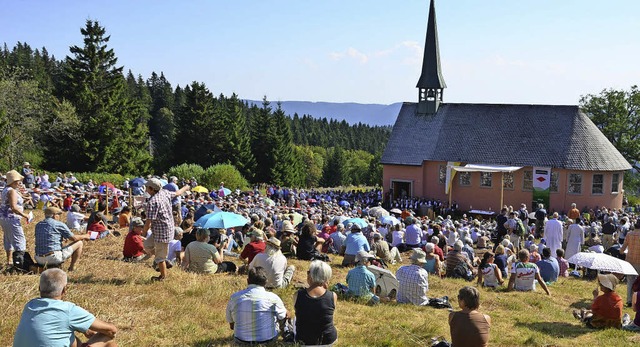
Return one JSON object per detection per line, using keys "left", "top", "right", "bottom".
{"left": 423, "top": 243, "right": 442, "bottom": 277}
{"left": 293, "top": 260, "right": 338, "bottom": 346}
{"left": 1, "top": 170, "right": 30, "bottom": 268}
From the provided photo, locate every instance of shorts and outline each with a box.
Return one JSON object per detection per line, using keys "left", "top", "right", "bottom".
{"left": 35, "top": 245, "right": 74, "bottom": 266}
{"left": 144, "top": 237, "right": 169, "bottom": 263}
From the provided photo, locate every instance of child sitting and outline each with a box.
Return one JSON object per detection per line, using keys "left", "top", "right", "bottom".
{"left": 556, "top": 248, "right": 569, "bottom": 277}
{"left": 123, "top": 218, "right": 147, "bottom": 262}
{"left": 167, "top": 227, "right": 183, "bottom": 266}
{"left": 573, "top": 273, "right": 623, "bottom": 329}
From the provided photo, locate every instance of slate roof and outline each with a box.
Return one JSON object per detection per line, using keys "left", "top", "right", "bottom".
{"left": 416, "top": 0, "right": 446, "bottom": 89}
{"left": 381, "top": 102, "right": 632, "bottom": 171}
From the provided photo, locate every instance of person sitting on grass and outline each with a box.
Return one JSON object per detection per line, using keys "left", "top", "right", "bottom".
{"left": 536, "top": 247, "right": 560, "bottom": 284}
{"left": 182, "top": 227, "right": 227, "bottom": 274}
{"left": 118, "top": 206, "right": 131, "bottom": 229}
{"left": 422, "top": 242, "right": 442, "bottom": 276}
{"left": 342, "top": 224, "right": 370, "bottom": 266}
{"left": 448, "top": 286, "right": 491, "bottom": 347}
{"left": 477, "top": 251, "right": 503, "bottom": 288}
{"left": 250, "top": 237, "right": 295, "bottom": 289}
{"left": 34, "top": 207, "right": 91, "bottom": 271}
{"left": 573, "top": 273, "right": 623, "bottom": 329}
{"left": 13, "top": 268, "right": 118, "bottom": 347}
{"left": 226, "top": 266, "right": 290, "bottom": 345}
{"left": 556, "top": 248, "right": 570, "bottom": 278}
{"left": 507, "top": 249, "right": 550, "bottom": 295}
{"left": 122, "top": 218, "right": 147, "bottom": 262}
{"left": 396, "top": 249, "right": 430, "bottom": 306}
{"left": 239, "top": 227, "right": 266, "bottom": 266}
{"left": 345, "top": 250, "right": 378, "bottom": 304}
{"left": 66, "top": 204, "right": 88, "bottom": 232}
{"left": 167, "top": 227, "right": 183, "bottom": 267}
{"left": 293, "top": 260, "right": 338, "bottom": 346}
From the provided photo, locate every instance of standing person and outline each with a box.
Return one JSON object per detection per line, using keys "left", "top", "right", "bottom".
{"left": 544, "top": 212, "right": 563, "bottom": 259}
{"left": 21, "top": 162, "right": 35, "bottom": 188}
{"left": 142, "top": 178, "right": 190, "bottom": 281}
{"left": 565, "top": 218, "right": 585, "bottom": 260}
{"left": 493, "top": 208, "right": 508, "bottom": 251}
{"left": 601, "top": 216, "right": 617, "bottom": 251}
{"left": 568, "top": 203, "right": 580, "bottom": 221}
{"left": 620, "top": 220, "right": 640, "bottom": 307}
{"left": 226, "top": 267, "right": 290, "bottom": 345}
{"left": 534, "top": 203, "right": 547, "bottom": 238}
{"left": 293, "top": 260, "right": 338, "bottom": 346}
{"left": 448, "top": 286, "right": 491, "bottom": 347}
{"left": 1, "top": 170, "right": 30, "bottom": 269}
{"left": 396, "top": 249, "right": 430, "bottom": 306}
{"left": 13, "top": 268, "right": 118, "bottom": 347}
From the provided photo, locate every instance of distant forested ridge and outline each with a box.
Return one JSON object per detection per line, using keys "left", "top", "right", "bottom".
{"left": 0, "top": 21, "right": 389, "bottom": 187}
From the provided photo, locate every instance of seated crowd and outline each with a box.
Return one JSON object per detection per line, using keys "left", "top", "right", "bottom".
{"left": 5, "top": 172, "right": 640, "bottom": 346}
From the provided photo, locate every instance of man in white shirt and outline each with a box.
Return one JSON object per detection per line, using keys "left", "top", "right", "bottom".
{"left": 396, "top": 249, "right": 430, "bottom": 305}
{"left": 507, "top": 249, "right": 550, "bottom": 295}
{"left": 226, "top": 267, "right": 290, "bottom": 344}
{"left": 249, "top": 237, "right": 295, "bottom": 288}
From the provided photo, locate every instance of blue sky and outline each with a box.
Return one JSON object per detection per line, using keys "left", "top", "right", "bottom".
{"left": 2, "top": 0, "right": 639, "bottom": 105}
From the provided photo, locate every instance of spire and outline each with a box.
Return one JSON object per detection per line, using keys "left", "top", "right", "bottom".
{"left": 416, "top": 0, "right": 446, "bottom": 115}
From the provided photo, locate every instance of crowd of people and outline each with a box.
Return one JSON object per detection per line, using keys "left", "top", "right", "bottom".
{"left": 2, "top": 166, "right": 640, "bottom": 346}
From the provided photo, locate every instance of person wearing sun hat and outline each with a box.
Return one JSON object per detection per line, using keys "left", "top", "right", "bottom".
{"left": 249, "top": 237, "right": 295, "bottom": 289}
{"left": 573, "top": 273, "right": 623, "bottom": 329}
{"left": 1, "top": 170, "right": 30, "bottom": 269}
{"left": 396, "top": 249, "right": 430, "bottom": 306}
{"left": 345, "top": 250, "right": 378, "bottom": 304}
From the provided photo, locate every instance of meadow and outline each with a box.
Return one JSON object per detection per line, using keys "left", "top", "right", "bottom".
{"left": 1, "top": 210, "right": 640, "bottom": 346}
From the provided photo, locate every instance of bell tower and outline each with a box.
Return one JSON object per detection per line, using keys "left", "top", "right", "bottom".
{"left": 416, "top": 0, "right": 446, "bottom": 115}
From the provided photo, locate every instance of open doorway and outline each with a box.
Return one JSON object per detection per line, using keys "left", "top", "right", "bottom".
{"left": 391, "top": 180, "right": 412, "bottom": 200}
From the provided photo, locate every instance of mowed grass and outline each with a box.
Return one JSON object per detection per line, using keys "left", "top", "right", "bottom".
{"left": 1, "top": 210, "right": 640, "bottom": 346}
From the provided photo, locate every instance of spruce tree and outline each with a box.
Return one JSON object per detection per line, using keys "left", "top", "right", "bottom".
{"left": 63, "top": 20, "right": 150, "bottom": 173}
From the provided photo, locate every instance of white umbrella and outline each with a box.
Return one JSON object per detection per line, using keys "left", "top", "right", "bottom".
{"left": 566, "top": 252, "right": 638, "bottom": 275}
{"left": 368, "top": 265, "right": 399, "bottom": 299}
{"left": 368, "top": 206, "right": 390, "bottom": 218}
{"left": 390, "top": 208, "right": 402, "bottom": 214}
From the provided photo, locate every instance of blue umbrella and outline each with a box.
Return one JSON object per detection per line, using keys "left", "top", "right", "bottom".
{"left": 220, "top": 187, "right": 232, "bottom": 196}
{"left": 339, "top": 200, "right": 350, "bottom": 207}
{"left": 342, "top": 218, "right": 368, "bottom": 228}
{"left": 380, "top": 215, "right": 400, "bottom": 226}
{"left": 198, "top": 212, "right": 249, "bottom": 229}
{"left": 129, "top": 177, "right": 146, "bottom": 188}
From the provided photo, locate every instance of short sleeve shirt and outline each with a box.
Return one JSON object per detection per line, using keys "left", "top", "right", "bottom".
{"left": 346, "top": 265, "right": 376, "bottom": 297}
{"left": 145, "top": 189, "right": 176, "bottom": 243}
{"left": 13, "top": 298, "right": 95, "bottom": 347}
{"left": 35, "top": 218, "right": 75, "bottom": 255}
{"left": 511, "top": 262, "right": 539, "bottom": 291}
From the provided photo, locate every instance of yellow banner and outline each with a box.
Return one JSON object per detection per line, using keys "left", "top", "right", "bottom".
{"left": 445, "top": 161, "right": 461, "bottom": 194}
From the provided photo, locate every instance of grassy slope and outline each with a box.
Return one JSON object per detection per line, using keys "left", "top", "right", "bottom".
{"left": 1, "top": 210, "right": 640, "bottom": 346}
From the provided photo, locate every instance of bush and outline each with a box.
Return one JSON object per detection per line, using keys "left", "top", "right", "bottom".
{"left": 167, "top": 163, "right": 205, "bottom": 184}
{"left": 74, "top": 172, "right": 126, "bottom": 187}
{"left": 201, "top": 164, "right": 249, "bottom": 191}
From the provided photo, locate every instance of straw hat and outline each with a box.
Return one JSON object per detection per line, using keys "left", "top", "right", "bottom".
{"left": 266, "top": 237, "right": 281, "bottom": 248}
{"left": 281, "top": 220, "right": 295, "bottom": 234}
{"left": 5, "top": 170, "right": 24, "bottom": 185}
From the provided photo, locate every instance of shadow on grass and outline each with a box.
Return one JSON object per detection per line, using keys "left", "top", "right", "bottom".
{"left": 514, "top": 321, "right": 588, "bottom": 338}
{"left": 569, "top": 298, "right": 592, "bottom": 310}
{"left": 69, "top": 274, "right": 128, "bottom": 286}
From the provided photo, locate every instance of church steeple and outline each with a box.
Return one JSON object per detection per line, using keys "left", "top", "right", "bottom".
{"left": 416, "top": 0, "right": 446, "bottom": 115}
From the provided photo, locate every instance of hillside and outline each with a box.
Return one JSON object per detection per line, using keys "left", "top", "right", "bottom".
{"left": 244, "top": 100, "right": 403, "bottom": 126}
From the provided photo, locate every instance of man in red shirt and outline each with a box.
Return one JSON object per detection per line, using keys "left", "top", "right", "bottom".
{"left": 240, "top": 227, "right": 266, "bottom": 265}
{"left": 123, "top": 218, "right": 147, "bottom": 261}
{"left": 63, "top": 193, "right": 73, "bottom": 211}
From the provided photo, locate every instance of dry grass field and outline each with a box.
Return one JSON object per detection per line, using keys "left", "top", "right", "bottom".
{"left": 1, "top": 210, "right": 640, "bottom": 346}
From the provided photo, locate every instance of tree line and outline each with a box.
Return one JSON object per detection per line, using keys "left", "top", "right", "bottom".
{"left": 0, "top": 20, "right": 389, "bottom": 187}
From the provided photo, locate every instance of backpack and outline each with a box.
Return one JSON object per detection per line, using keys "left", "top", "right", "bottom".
{"left": 452, "top": 262, "right": 474, "bottom": 281}
{"left": 515, "top": 220, "right": 527, "bottom": 236}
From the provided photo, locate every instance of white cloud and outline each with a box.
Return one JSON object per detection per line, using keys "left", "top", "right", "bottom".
{"left": 347, "top": 47, "right": 368, "bottom": 63}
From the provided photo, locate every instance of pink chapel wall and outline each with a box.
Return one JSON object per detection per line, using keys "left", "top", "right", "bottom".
{"left": 383, "top": 161, "right": 625, "bottom": 214}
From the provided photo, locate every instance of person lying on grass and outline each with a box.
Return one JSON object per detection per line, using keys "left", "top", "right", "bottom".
{"left": 573, "top": 273, "right": 623, "bottom": 329}
{"left": 13, "top": 268, "right": 118, "bottom": 347}
{"left": 507, "top": 249, "right": 550, "bottom": 295}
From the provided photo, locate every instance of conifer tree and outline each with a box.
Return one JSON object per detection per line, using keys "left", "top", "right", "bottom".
{"left": 63, "top": 20, "right": 150, "bottom": 173}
